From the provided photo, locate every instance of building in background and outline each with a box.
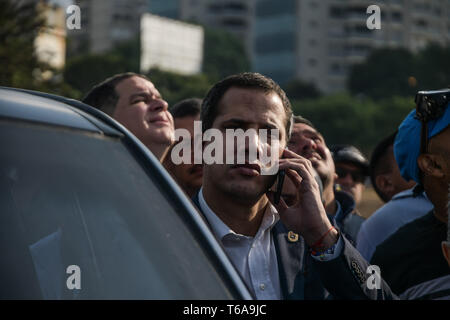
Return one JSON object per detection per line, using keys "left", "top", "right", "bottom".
{"left": 35, "top": 1, "right": 67, "bottom": 70}
{"left": 66, "top": 0, "right": 450, "bottom": 93}
{"left": 67, "top": 0, "right": 148, "bottom": 55}
{"left": 140, "top": 14, "right": 203, "bottom": 75}
{"left": 150, "top": 0, "right": 255, "bottom": 56}
{"left": 252, "top": 0, "right": 450, "bottom": 93}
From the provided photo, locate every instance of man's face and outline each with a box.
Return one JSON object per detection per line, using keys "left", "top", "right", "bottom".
{"left": 428, "top": 126, "right": 450, "bottom": 185}
{"left": 380, "top": 146, "right": 416, "bottom": 200}
{"left": 112, "top": 76, "right": 174, "bottom": 147}
{"left": 287, "top": 123, "right": 335, "bottom": 187}
{"left": 335, "top": 162, "right": 366, "bottom": 204}
{"left": 203, "top": 87, "right": 286, "bottom": 202}
{"left": 170, "top": 114, "right": 203, "bottom": 196}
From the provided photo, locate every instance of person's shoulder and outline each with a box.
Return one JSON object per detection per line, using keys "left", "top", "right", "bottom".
{"left": 365, "top": 188, "right": 431, "bottom": 224}
{"left": 372, "top": 210, "right": 434, "bottom": 257}
{"left": 387, "top": 210, "right": 434, "bottom": 238}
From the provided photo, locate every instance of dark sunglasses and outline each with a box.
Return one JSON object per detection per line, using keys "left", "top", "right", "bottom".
{"left": 414, "top": 88, "right": 450, "bottom": 154}
{"left": 336, "top": 167, "right": 365, "bottom": 183}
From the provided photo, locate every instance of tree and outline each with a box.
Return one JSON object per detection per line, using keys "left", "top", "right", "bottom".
{"left": 348, "top": 45, "right": 450, "bottom": 99}
{"left": 64, "top": 53, "right": 129, "bottom": 96}
{"left": 203, "top": 27, "right": 250, "bottom": 81}
{"left": 0, "top": 0, "right": 45, "bottom": 88}
{"left": 283, "top": 79, "right": 322, "bottom": 100}
{"left": 348, "top": 48, "right": 416, "bottom": 99}
{"left": 145, "top": 68, "right": 213, "bottom": 106}
{"left": 291, "top": 94, "right": 414, "bottom": 156}
{"left": 414, "top": 43, "right": 450, "bottom": 90}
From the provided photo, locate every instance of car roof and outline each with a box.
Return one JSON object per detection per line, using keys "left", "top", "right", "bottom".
{"left": 0, "top": 86, "right": 254, "bottom": 299}
{"left": 0, "top": 87, "right": 122, "bottom": 136}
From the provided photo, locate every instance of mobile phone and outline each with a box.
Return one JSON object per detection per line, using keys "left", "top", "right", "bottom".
{"left": 274, "top": 169, "right": 285, "bottom": 205}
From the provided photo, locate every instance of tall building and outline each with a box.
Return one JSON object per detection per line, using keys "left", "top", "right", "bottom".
{"left": 150, "top": 0, "right": 255, "bottom": 56}
{"left": 253, "top": 0, "right": 450, "bottom": 93}
{"left": 140, "top": 14, "right": 204, "bottom": 75}
{"left": 35, "top": 1, "right": 67, "bottom": 70}
{"left": 67, "top": 0, "right": 148, "bottom": 55}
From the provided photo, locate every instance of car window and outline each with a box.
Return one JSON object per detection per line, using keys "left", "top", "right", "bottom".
{"left": 0, "top": 119, "right": 236, "bottom": 299}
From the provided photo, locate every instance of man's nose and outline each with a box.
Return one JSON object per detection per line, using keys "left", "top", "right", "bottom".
{"left": 148, "top": 98, "right": 169, "bottom": 112}
{"left": 293, "top": 137, "right": 316, "bottom": 156}
{"left": 242, "top": 130, "right": 260, "bottom": 159}
{"left": 338, "top": 172, "right": 355, "bottom": 186}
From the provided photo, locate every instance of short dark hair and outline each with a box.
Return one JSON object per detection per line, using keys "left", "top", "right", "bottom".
{"left": 201, "top": 72, "right": 293, "bottom": 140}
{"left": 293, "top": 115, "right": 315, "bottom": 129}
{"left": 82, "top": 72, "right": 150, "bottom": 115}
{"left": 369, "top": 131, "right": 397, "bottom": 202}
{"left": 169, "top": 98, "right": 202, "bottom": 119}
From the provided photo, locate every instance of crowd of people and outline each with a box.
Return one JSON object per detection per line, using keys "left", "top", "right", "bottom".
{"left": 81, "top": 71, "right": 449, "bottom": 300}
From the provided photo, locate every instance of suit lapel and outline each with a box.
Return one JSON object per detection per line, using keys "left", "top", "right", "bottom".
{"left": 272, "top": 222, "right": 306, "bottom": 300}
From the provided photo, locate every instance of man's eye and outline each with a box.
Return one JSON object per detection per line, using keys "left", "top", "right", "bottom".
{"left": 133, "top": 98, "right": 145, "bottom": 104}
{"left": 224, "top": 124, "right": 239, "bottom": 130}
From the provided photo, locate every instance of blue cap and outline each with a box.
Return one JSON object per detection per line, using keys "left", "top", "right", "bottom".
{"left": 394, "top": 103, "right": 450, "bottom": 183}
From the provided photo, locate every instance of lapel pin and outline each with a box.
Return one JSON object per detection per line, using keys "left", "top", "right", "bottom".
{"left": 288, "top": 231, "right": 299, "bottom": 242}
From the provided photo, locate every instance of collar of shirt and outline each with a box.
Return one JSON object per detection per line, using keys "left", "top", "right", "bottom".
{"left": 330, "top": 199, "right": 342, "bottom": 224}
{"left": 198, "top": 187, "right": 282, "bottom": 299}
{"left": 392, "top": 185, "right": 429, "bottom": 201}
{"left": 198, "top": 187, "right": 280, "bottom": 241}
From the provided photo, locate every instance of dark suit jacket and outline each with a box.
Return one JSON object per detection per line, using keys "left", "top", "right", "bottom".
{"left": 192, "top": 193, "right": 397, "bottom": 300}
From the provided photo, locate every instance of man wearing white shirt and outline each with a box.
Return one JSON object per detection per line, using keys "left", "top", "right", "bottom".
{"left": 192, "top": 72, "right": 395, "bottom": 300}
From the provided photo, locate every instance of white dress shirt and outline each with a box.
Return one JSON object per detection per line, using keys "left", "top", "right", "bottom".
{"left": 198, "top": 188, "right": 343, "bottom": 299}
{"left": 199, "top": 188, "right": 282, "bottom": 299}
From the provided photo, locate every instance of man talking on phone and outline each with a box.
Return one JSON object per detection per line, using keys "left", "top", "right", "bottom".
{"left": 191, "top": 72, "right": 395, "bottom": 299}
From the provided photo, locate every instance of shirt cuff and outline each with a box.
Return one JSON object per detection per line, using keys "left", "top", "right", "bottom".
{"left": 311, "top": 235, "right": 343, "bottom": 261}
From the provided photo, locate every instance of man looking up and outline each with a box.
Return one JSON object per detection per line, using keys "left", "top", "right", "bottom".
{"left": 83, "top": 72, "right": 174, "bottom": 161}
{"left": 194, "top": 72, "right": 395, "bottom": 300}
{"left": 286, "top": 116, "right": 365, "bottom": 243}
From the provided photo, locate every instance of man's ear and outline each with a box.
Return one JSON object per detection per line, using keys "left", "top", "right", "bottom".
{"left": 375, "top": 174, "right": 393, "bottom": 195}
{"left": 441, "top": 241, "right": 450, "bottom": 267}
{"left": 417, "top": 154, "right": 445, "bottom": 179}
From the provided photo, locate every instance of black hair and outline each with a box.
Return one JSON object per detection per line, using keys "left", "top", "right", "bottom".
{"left": 201, "top": 72, "right": 293, "bottom": 140}
{"left": 169, "top": 98, "right": 202, "bottom": 119}
{"left": 82, "top": 72, "right": 150, "bottom": 115}
{"left": 292, "top": 115, "right": 315, "bottom": 129}
{"left": 369, "top": 131, "right": 398, "bottom": 202}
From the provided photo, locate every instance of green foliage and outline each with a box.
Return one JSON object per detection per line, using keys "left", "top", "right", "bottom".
{"left": 414, "top": 43, "right": 450, "bottom": 90}
{"left": 0, "top": 0, "right": 80, "bottom": 97}
{"left": 348, "top": 44, "right": 450, "bottom": 100}
{"left": 64, "top": 53, "right": 129, "bottom": 95}
{"left": 145, "top": 68, "right": 213, "bottom": 106}
{"left": 0, "top": 0, "right": 45, "bottom": 88}
{"left": 203, "top": 27, "right": 250, "bottom": 82}
{"left": 283, "top": 79, "right": 322, "bottom": 100}
{"left": 291, "top": 94, "right": 415, "bottom": 156}
{"left": 348, "top": 48, "right": 416, "bottom": 99}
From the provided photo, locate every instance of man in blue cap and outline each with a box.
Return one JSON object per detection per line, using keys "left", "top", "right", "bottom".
{"left": 371, "top": 89, "right": 450, "bottom": 298}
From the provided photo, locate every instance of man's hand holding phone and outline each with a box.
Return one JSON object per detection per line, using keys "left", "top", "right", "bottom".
{"left": 267, "top": 149, "right": 338, "bottom": 250}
